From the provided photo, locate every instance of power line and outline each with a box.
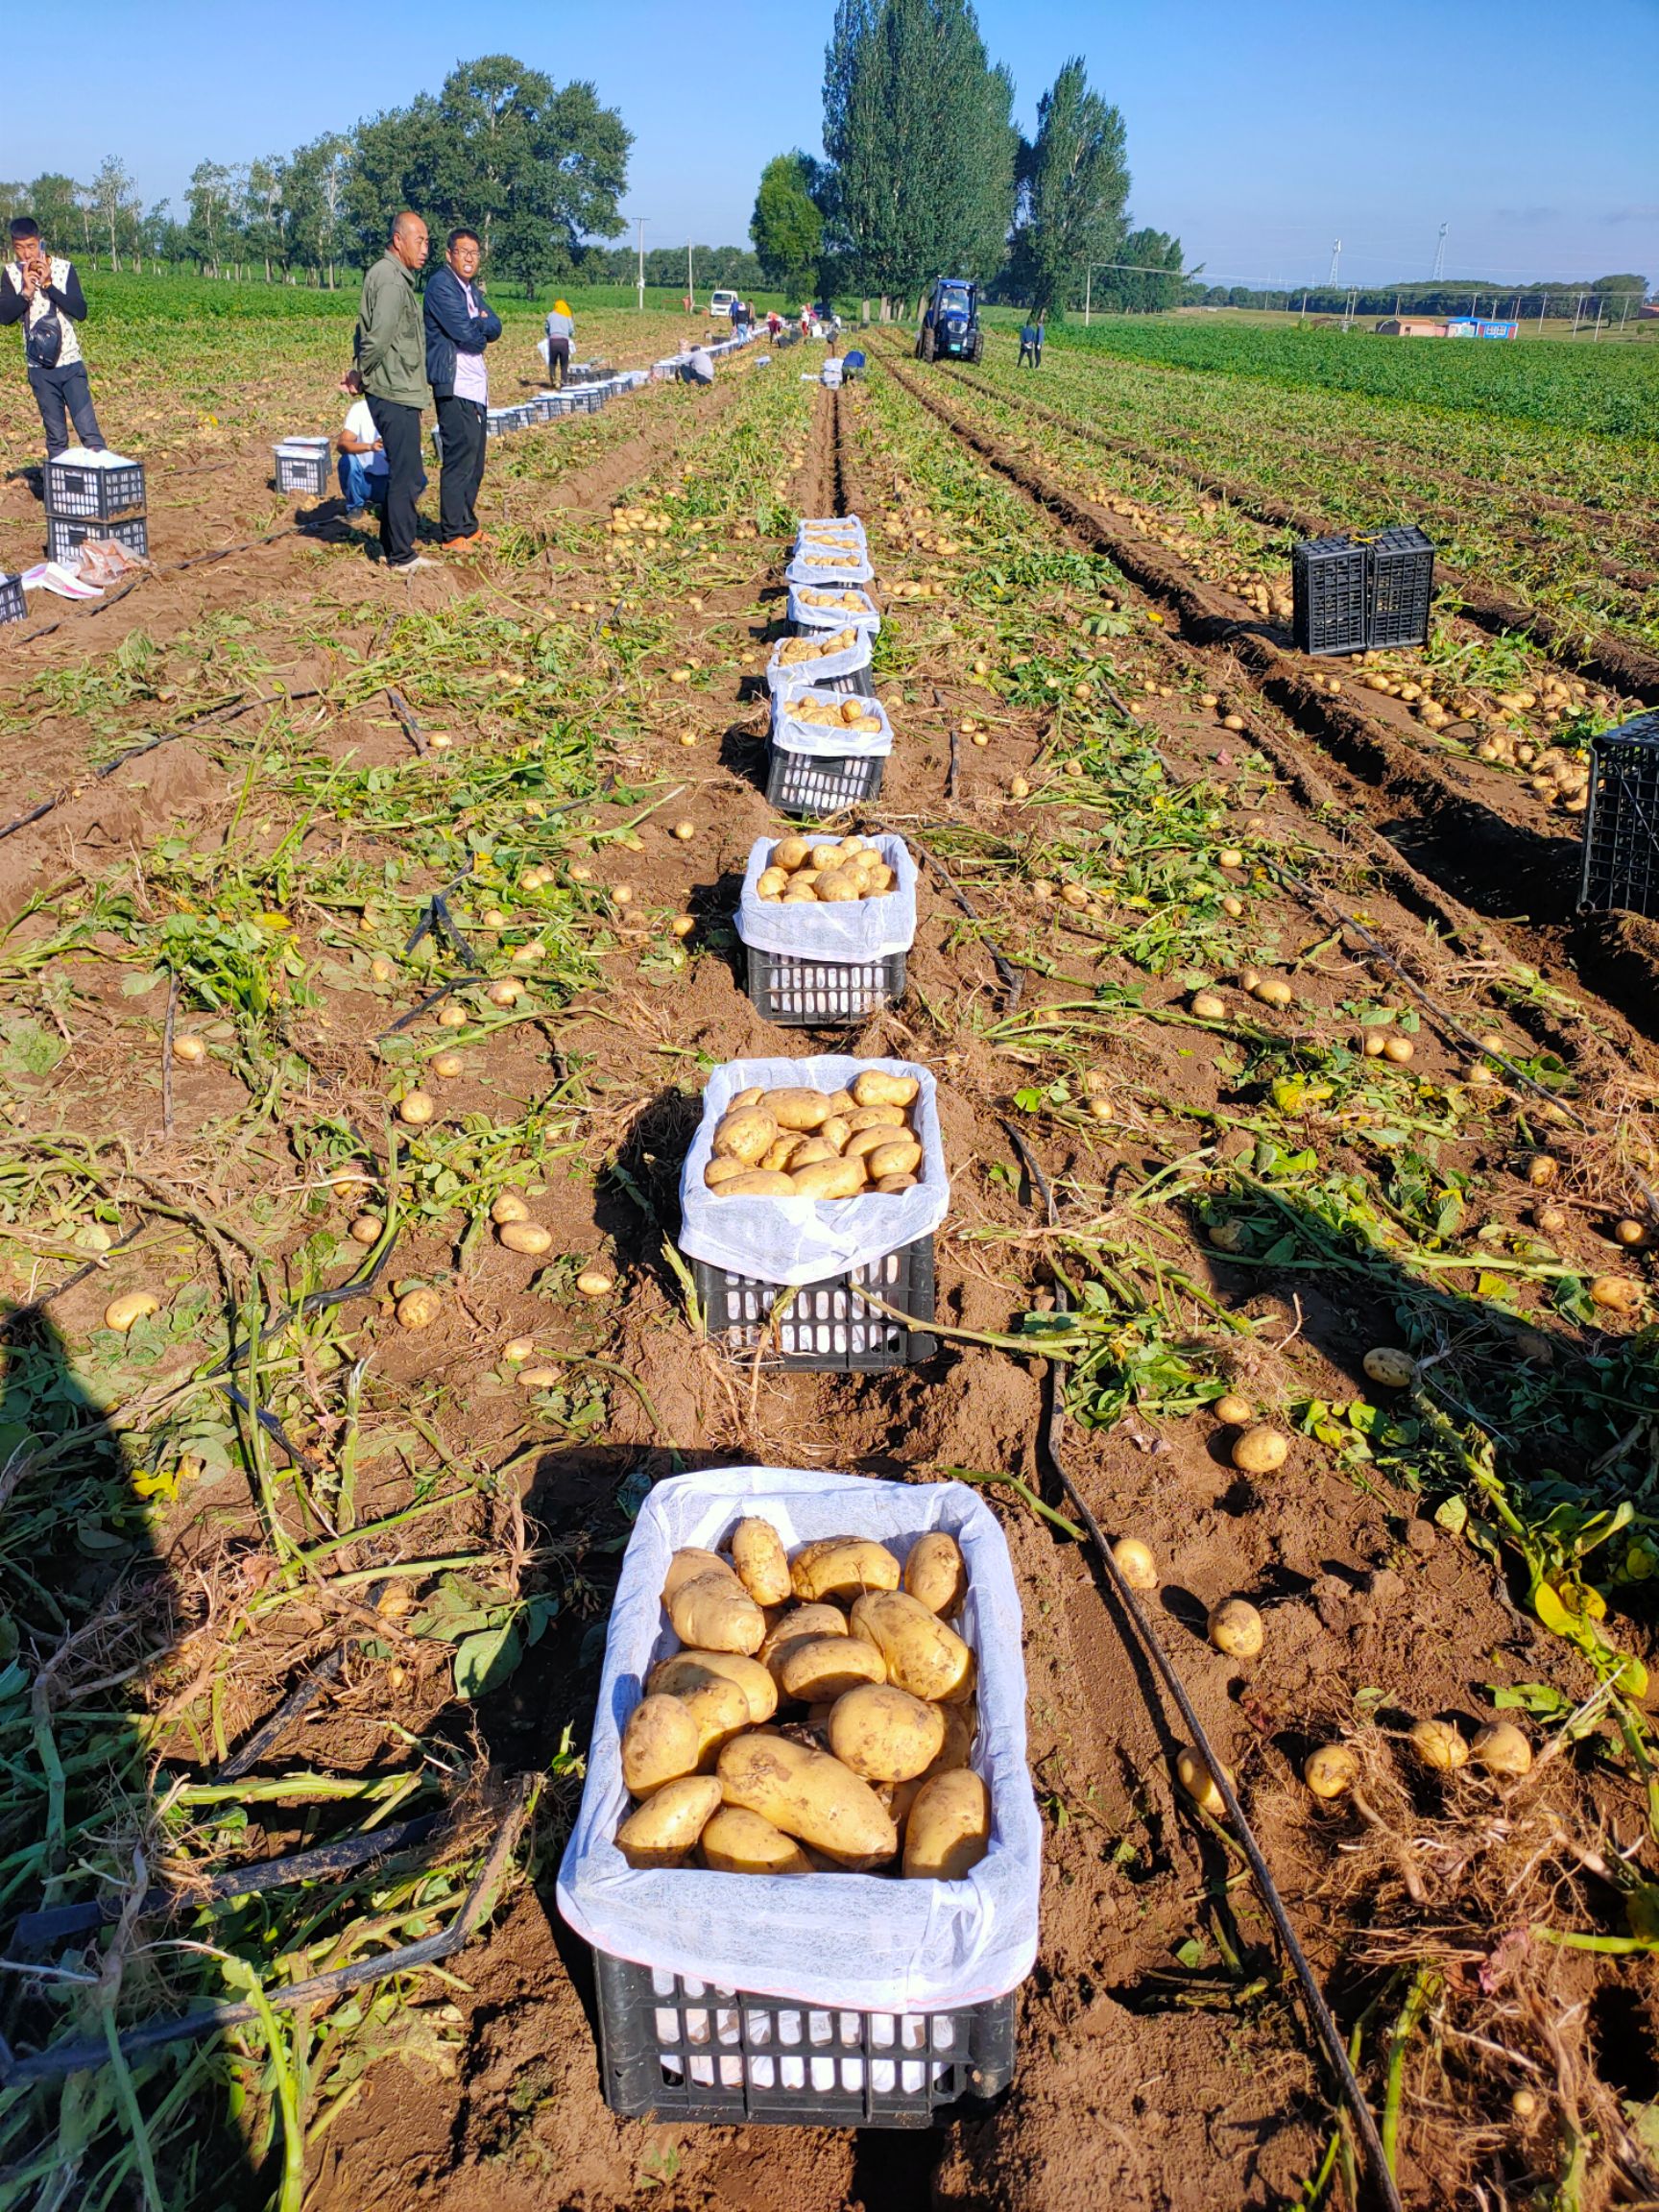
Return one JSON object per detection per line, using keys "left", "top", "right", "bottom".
{"left": 1431, "top": 221, "right": 1448, "bottom": 281}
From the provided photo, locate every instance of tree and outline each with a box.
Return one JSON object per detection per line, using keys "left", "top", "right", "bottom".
{"left": 751, "top": 154, "right": 824, "bottom": 293}
{"left": 1090, "top": 227, "right": 1183, "bottom": 313}
{"left": 185, "top": 161, "right": 242, "bottom": 276}
{"left": 287, "top": 134, "right": 352, "bottom": 286}
{"left": 1010, "top": 60, "right": 1127, "bottom": 319}
{"left": 244, "top": 156, "right": 289, "bottom": 281}
{"left": 822, "top": 0, "right": 1016, "bottom": 307}
{"left": 16, "top": 174, "right": 84, "bottom": 256}
{"left": 85, "top": 156, "right": 142, "bottom": 272}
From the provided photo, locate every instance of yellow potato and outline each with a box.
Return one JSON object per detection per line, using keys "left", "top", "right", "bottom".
{"left": 819, "top": 1115, "right": 852, "bottom": 1150}
{"left": 760, "top": 1602, "right": 849, "bottom": 1683}
{"left": 843, "top": 1125, "right": 902, "bottom": 1161}
{"left": 666, "top": 1572, "right": 766, "bottom": 1655}
{"left": 829, "top": 1684, "right": 947, "bottom": 1781}
{"left": 762, "top": 1087, "right": 834, "bottom": 1130}
{"left": 704, "top": 1156, "right": 752, "bottom": 1189}
{"left": 714, "top": 1170, "right": 799, "bottom": 1196}
{"left": 815, "top": 871, "right": 860, "bottom": 902}
{"left": 824, "top": 1089, "right": 856, "bottom": 1117}
{"left": 790, "top": 1157, "right": 867, "bottom": 1199}
{"left": 757, "top": 867, "right": 789, "bottom": 899}
{"left": 680, "top": 1676, "right": 753, "bottom": 1761}
{"left": 864, "top": 864, "right": 894, "bottom": 895}
{"left": 809, "top": 844, "right": 844, "bottom": 871}
{"left": 787, "top": 1136, "right": 840, "bottom": 1168}
{"left": 621, "top": 1695, "right": 703, "bottom": 1794}
{"left": 791, "top": 1536, "right": 902, "bottom": 1604}
{"left": 929, "top": 1700, "right": 976, "bottom": 1773}
{"left": 717, "top": 1734, "right": 898, "bottom": 1868}
{"left": 663, "top": 1547, "right": 736, "bottom": 1601}
{"left": 845, "top": 1104, "right": 906, "bottom": 1134}
{"left": 713, "top": 1106, "right": 777, "bottom": 1163}
{"left": 772, "top": 837, "right": 811, "bottom": 871}
{"left": 759, "top": 1135, "right": 804, "bottom": 1173}
{"left": 777, "top": 1635, "right": 888, "bottom": 1703}
{"left": 700, "top": 1805, "right": 813, "bottom": 1874}
{"left": 868, "top": 1139, "right": 922, "bottom": 1180}
{"left": 648, "top": 1648, "right": 779, "bottom": 1722}
{"left": 731, "top": 1086, "right": 764, "bottom": 1109}
{"left": 616, "top": 1775, "right": 723, "bottom": 1867}
{"left": 728, "top": 1518, "right": 792, "bottom": 1607}
{"left": 852, "top": 1070, "right": 919, "bottom": 1109}
{"left": 902, "top": 1769, "right": 991, "bottom": 1879}
{"left": 874, "top": 1173, "right": 917, "bottom": 1193}
{"left": 903, "top": 1531, "right": 967, "bottom": 1617}
{"left": 850, "top": 1590, "right": 974, "bottom": 1702}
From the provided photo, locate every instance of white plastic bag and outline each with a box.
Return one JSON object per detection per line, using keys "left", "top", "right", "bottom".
{"left": 771, "top": 687, "right": 892, "bottom": 759}
{"left": 677, "top": 1054, "right": 948, "bottom": 1285}
{"left": 767, "top": 629, "right": 872, "bottom": 694}
{"left": 787, "top": 583, "right": 880, "bottom": 637}
{"left": 737, "top": 833, "right": 918, "bottom": 962}
{"left": 557, "top": 1465, "right": 1042, "bottom": 2012}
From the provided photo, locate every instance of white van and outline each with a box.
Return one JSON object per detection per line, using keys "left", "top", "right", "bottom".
{"left": 709, "top": 290, "right": 739, "bottom": 321}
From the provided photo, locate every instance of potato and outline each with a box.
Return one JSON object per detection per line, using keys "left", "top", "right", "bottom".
{"left": 666, "top": 1572, "right": 766, "bottom": 1655}
{"left": 845, "top": 1105, "right": 906, "bottom": 1134}
{"left": 730, "top": 1087, "right": 764, "bottom": 1109}
{"left": 790, "top": 1157, "right": 867, "bottom": 1199}
{"left": 777, "top": 1635, "right": 887, "bottom": 1703}
{"left": 868, "top": 1139, "right": 923, "bottom": 1181}
{"left": 762, "top": 1087, "right": 833, "bottom": 1131}
{"left": 819, "top": 1116, "right": 852, "bottom": 1150}
{"left": 787, "top": 1135, "right": 840, "bottom": 1168}
{"left": 865, "top": 864, "right": 894, "bottom": 895}
{"left": 757, "top": 867, "right": 789, "bottom": 899}
{"left": 852, "top": 1070, "right": 919, "bottom": 1109}
{"left": 759, "top": 1135, "right": 804, "bottom": 1173}
{"left": 829, "top": 1684, "right": 947, "bottom": 1782}
{"left": 791, "top": 1536, "right": 902, "bottom": 1604}
{"left": 772, "top": 836, "right": 811, "bottom": 871}
{"left": 930, "top": 1699, "right": 976, "bottom": 1773}
{"left": 728, "top": 1518, "right": 792, "bottom": 1607}
{"left": 903, "top": 1531, "right": 967, "bottom": 1617}
{"left": 760, "top": 1603, "right": 848, "bottom": 1679}
{"left": 648, "top": 1648, "right": 778, "bottom": 1723}
{"left": 704, "top": 1156, "right": 753, "bottom": 1189}
{"left": 902, "top": 1769, "right": 991, "bottom": 1879}
{"left": 875, "top": 1173, "right": 917, "bottom": 1193}
{"left": 621, "top": 1695, "right": 703, "bottom": 1794}
{"left": 663, "top": 1547, "right": 735, "bottom": 1601}
{"left": 714, "top": 1170, "right": 799, "bottom": 1196}
{"left": 713, "top": 1106, "right": 778, "bottom": 1164}
{"left": 815, "top": 871, "right": 860, "bottom": 902}
{"left": 850, "top": 1590, "right": 974, "bottom": 1702}
{"left": 844, "top": 1125, "right": 902, "bottom": 1161}
{"left": 824, "top": 1090, "right": 856, "bottom": 1117}
{"left": 809, "top": 844, "right": 844, "bottom": 871}
{"left": 616, "top": 1776, "right": 722, "bottom": 1867}
{"left": 700, "top": 1805, "right": 813, "bottom": 1874}
{"left": 680, "top": 1676, "right": 753, "bottom": 1761}
{"left": 717, "top": 1733, "right": 897, "bottom": 1867}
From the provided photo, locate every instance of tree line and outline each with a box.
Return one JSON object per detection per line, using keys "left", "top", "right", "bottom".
{"left": 1189, "top": 276, "right": 1651, "bottom": 320}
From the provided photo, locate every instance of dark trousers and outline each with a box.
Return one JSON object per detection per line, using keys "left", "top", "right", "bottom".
{"left": 546, "top": 336, "right": 570, "bottom": 388}
{"left": 435, "top": 395, "right": 487, "bottom": 540}
{"left": 366, "top": 394, "right": 423, "bottom": 566}
{"left": 29, "top": 362, "right": 106, "bottom": 458}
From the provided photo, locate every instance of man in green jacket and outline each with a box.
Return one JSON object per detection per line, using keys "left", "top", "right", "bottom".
{"left": 353, "top": 211, "right": 431, "bottom": 572}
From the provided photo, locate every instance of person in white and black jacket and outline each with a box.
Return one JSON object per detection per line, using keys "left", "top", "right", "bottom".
{"left": 0, "top": 217, "right": 108, "bottom": 459}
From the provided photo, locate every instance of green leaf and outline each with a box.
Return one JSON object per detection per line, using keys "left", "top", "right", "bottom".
{"left": 1490, "top": 1682, "right": 1570, "bottom": 1718}
{"left": 455, "top": 1622, "right": 524, "bottom": 1699}
{"left": 1433, "top": 1495, "right": 1468, "bottom": 1538}
{"left": 1530, "top": 1580, "right": 1574, "bottom": 1636}
{"left": 1174, "top": 1936, "right": 1207, "bottom": 1969}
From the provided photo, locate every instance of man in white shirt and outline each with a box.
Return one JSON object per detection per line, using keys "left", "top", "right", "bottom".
{"left": 337, "top": 387, "right": 389, "bottom": 516}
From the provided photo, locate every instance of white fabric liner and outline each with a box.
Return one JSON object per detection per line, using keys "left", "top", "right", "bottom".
{"left": 785, "top": 549, "right": 875, "bottom": 587}
{"left": 787, "top": 583, "right": 880, "bottom": 637}
{"left": 677, "top": 1054, "right": 948, "bottom": 1286}
{"left": 737, "top": 833, "right": 918, "bottom": 962}
{"left": 770, "top": 688, "right": 892, "bottom": 760}
{"left": 52, "top": 447, "right": 139, "bottom": 469}
{"left": 557, "top": 1465, "right": 1042, "bottom": 2012}
{"left": 767, "top": 629, "right": 872, "bottom": 695}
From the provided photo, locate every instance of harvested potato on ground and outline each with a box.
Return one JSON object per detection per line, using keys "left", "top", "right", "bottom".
{"left": 829, "top": 1684, "right": 947, "bottom": 1782}
{"left": 851, "top": 1589, "right": 975, "bottom": 1702}
{"left": 729, "top": 1518, "right": 792, "bottom": 1606}
{"left": 902, "top": 1769, "right": 991, "bottom": 1879}
{"left": 717, "top": 1734, "right": 898, "bottom": 1868}
{"left": 700, "top": 1806, "right": 813, "bottom": 1874}
{"left": 666, "top": 1572, "right": 766, "bottom": 1655}
{"left": 777, "top": 1634, "right": 887, "bottom": 1703}
{"left": 621, "top": 1695, "right": 704, "bottom": 1795}
{"left": 647, "top": 1648, "right": 779, "bottom": 1723}
{"left": 903, "top": 1531, "right": 967, "bottom": 1617}
{"left": 617, "top": 1776, "right": 722, "bottom": 1868}
{"left": 791, "top": 1536, "right": 902, "bottom": 1604}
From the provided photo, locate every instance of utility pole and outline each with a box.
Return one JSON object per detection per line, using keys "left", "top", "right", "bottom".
{"left": 1431, "top": 222, "right": 1448, "bottom": 281}
{"left": 1594, "top": 294, "right": 1604, "bottom": 340}
{"left": 686, "top": 240, "right": 693, "bottom": 311}
{"left": 1327, "top": 238, "right": 1341, "bottom": 287}
{"left": 1571, "top": 294, "right": 1583, "bottom": 337}
{"left": 627, "top": 215, "right": 647, "bottom": 311}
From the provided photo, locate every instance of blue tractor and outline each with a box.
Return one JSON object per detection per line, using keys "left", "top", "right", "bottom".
{"left": 917, "top": 276, "right": 982, "bottom": 364}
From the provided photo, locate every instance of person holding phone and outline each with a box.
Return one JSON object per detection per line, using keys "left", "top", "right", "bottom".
{"left": 0, "top": 216, "right": 108, "bottom": 458}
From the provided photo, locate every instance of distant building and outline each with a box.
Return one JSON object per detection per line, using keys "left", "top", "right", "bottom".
{"left": 1446, "top": 317, "right": 1520, "bottom": 339}
{"left": 1376, "top": 318, "right": 1449, "bottom": 337}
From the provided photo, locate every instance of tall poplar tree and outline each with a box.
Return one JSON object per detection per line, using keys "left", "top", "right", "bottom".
{"left": 1011, "top": 59, "right": 1129, "bottom": 319}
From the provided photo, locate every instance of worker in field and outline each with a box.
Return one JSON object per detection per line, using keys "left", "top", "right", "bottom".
{"left": 544, "top": 299, "right": 575, "bottom": 388}
{"left": 335, "top": 373, "right": 388, "bottom": 516}
{"left": 425, "top": 228, "right": 501, "bottom": 551}
{"left": 682, "top": 344, "right": 715, "bottom": 387}
{"left": 1018, "top": 316, "right": 1044, "bottom": 369}
{"left": 353, "top": 210, "right": 432, "bottom": 573}
{"left": 0, "top": 216, "right": 108, "bottom": 460}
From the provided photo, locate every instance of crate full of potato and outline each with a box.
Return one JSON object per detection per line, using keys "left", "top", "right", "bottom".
{"left": 786, "top": 582, "right": 881, "bottom": 637}
{"left": 766, "top": 624, "right": 874, "bottom": 705}
{"left": 767, "top": 687, "right": 892, "bottom": 817}
{"left": 738, "top": 832, "right": 917, "bottom": 1026}
{"left": 678, "top": 1056, "right": 946, "bottom": 1368}
{"left": 788, "top": 520, "right": 872, "bottom": 587}
{"left": 557, "top": 1464, "right": 1041, "bottom": 2125}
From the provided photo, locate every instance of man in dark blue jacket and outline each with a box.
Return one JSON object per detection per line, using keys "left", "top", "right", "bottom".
{"left": 423, "top": 228, "right": 501, "bottom": 549}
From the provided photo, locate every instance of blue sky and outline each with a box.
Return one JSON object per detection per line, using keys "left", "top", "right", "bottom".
{"left": 9, "top": 0, "right": 1656, "bottom": 286}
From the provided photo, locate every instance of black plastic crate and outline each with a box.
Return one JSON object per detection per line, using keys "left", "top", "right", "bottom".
{"left": 274, "top": 445, "right": 330, "bottom": 497}
{"left": 595, "top": 1949, "right": 1015, "bottom": 2126}
{"left": 44, "top": 455, "right": 145, "bottom": 520}
{"left": 1580, "top": 713, "right": 1659, "bottom": 917}
{"left": 1291, "top": 535, "right": 1368, "bottom": 656}
{"left": 747, "top": 945, "right": 907, "bottom": 1026}
{"left": 1366, "top": 525, "right": 1435, "bottom": 650}
{"left": 45, "top": 513, "right": 148, "bottom": 565}
{"left": 0, "top": 573, "right": 26, "bottom": 626}
{"left": 691, "top": 1235, "right": 934, "bottom": 1369}
{"left": 766, "top": 741, "right": 884, "bottom": 817}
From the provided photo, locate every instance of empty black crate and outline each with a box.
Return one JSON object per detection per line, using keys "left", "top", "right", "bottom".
{"left": 0, "top": 574, "right": 26, "bottom": 626}
{"left": 45, "top": 513, "right": 148, "bottom": 565}
{"left": 1291, "top": 536, "right": 1368, "bottom": 656}
{"left": 747, "top": 945, "right": 907, "bottom": 1025}
{"left": 44, "top": 455, "right": 145, "bottom": 520}
{"left": 594, "top": 1949, "right": 1016, "bottom": 2127}
{"left": 1365, "top": 526, "right": 1435, "bottom": 650}
{"left": 766, "top": 742, "right": 884, "bottom": 816}
{"left": 1580, "top": 713, "right": 1659, "bottom": 918}
{"left": 691, "top": 1236, "right": 934, "bottom": 1369}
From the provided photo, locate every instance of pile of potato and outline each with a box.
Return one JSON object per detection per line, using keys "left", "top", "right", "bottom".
{"left": 795, "top": 586, "right": 871, "bottom": 614}
{"left": 756, "top": 834, "right": 895, "bottom": 904}
{"left": 783, "top": 695, "right": 884, "bottom": 734}
{"left": 615, "top": 1521, "right": 989, "bottom": 1880}
{"left": 777, "top": 626, "right": 863, "bottom": 666}
{"left": 703, "top": 1071, "right": 923, "bottom": 1197}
